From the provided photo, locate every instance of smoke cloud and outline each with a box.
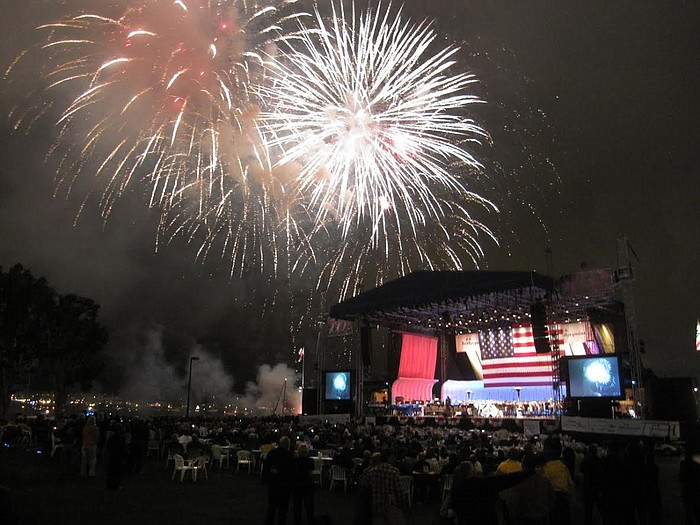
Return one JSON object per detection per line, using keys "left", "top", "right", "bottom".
{"left": 242, "top": 363, "right": 302, "bottom": 415}
{"left": 116, "top": 326, "right": 234, "bottom": 405}
{"left": 112, "top": 326, "right": 301, "bottom": 415}
{"left": 118, "top": 327, "right": 185, "bottom": 402}
{"left": 187, "top": 343, "right": 235, "bottom": 406}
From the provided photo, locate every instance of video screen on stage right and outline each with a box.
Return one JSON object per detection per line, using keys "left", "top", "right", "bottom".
{"left": 566, "top": 355, "right": 623, "bottom": 399}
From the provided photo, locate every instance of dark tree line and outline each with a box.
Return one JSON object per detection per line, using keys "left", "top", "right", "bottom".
{"left": 0, "top": 264, "right": 108, "bottom": 417}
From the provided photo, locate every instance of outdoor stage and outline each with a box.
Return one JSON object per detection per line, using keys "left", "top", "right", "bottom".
{"left": 324, "top": 269, "right": 640, "bottom": 420}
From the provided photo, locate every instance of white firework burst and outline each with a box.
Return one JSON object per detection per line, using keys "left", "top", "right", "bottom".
{"left": 260, "top": 1, "right": 496, "bottom": 248}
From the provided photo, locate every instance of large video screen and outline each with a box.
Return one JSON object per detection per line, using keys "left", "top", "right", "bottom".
{"left": 567, "top": 356, "right": 622, "bottom": 399}
{"left": 325, "top": 371, "right": 351, "bottom": 400}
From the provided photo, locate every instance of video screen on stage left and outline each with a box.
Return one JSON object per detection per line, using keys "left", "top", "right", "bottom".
{"left": 567, "top": 355, "right": 622, "bottom": 399}
{"left": 325, "top": 371, "right": 351, "bottom": 400}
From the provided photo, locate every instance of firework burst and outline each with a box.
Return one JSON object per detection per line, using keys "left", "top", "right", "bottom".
{"left": 261, "top": 2, "right": 496, "bottom": 244}
{"left": 6, "top": 0, "right": 500, "bottom": 298}
{"left": 7, "top": 0, "right": 308, "bottom": 275}
{"left": 259, "top": 1, "right": 498, "bottom": 297}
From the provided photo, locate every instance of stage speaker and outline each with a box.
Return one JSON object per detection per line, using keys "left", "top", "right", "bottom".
{"left": 302, "top": 388, "right": 318, "bottom": 415}
{"left": 361, "top": 325, "right": 372, "bottom": 366}
{"left": 530, "top": 302, "right": 550, "bottom": 354}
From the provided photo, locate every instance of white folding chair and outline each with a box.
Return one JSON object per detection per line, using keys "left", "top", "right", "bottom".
{"left": 312, "top": 457, "right": 324, "bottom": 488}
{"left": 19, "top": 427, "right": 32, "bottom": 445}
{"left": 192, "top": 455, "right": 209, "bottom": 481}
{"left": 165, "top": 446, "right": 180, "bottom": 469}
{"left": 236, "top": 450, "right": 254, "bottom": 474}
{"left": 50, "top": 431, "right": 62, "bottom": 458}
{"left": 172, "top": 454, "right": 195, "bottom": 481}
{"left": 259, "top": 451, "right": 269, "bottom": 476}
{"left": 147, "top": 435, "right": 160, "bottom": 457}
{"left": 211, "top": 445, "right": 230, "bottom": 469}
{"left": 442, "top": 474, "right": 453, "bottom": 500}
{"left": 329, "top": 465, "right": 348, "bottom": 492}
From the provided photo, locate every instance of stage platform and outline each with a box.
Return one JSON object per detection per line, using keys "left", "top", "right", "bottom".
{"left": 360, "top": 413, "right": 562, "bottom": 435}
{"left": 377, "top": 400, "right": 563, "bottom": 419}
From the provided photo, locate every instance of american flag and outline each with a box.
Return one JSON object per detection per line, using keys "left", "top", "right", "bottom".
{"left": 296, "top": 347, "right": 305, "bottom": 363}
{"left": 480, "top": 324, "right": 554, "bottom": 387}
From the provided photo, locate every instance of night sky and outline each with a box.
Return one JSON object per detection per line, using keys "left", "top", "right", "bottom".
{"left": 1, "top": 1, "right": 698, "bottom": 393}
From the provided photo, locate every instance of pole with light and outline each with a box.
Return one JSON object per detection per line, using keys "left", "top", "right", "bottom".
{"left": 514, "top": 387, "right": 522, "bottom": 403}
{"left": 186, "top": 356, "right": 200, "bottom": 419}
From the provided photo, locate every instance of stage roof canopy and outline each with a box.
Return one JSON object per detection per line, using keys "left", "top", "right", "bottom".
{"left": 329, "top": 269, "right": 618, "bottom": 334}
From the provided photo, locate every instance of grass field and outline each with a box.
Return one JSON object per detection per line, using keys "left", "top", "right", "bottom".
{"left": 1, "top": 444, "right": 689, "bottom": 525}
{"left": 0, "top": 446, "right": 439, "bottom": 525}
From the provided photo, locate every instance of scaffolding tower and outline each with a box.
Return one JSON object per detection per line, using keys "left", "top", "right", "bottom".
{"left": 614, "top": 237, "right": 645, "bottom": 417}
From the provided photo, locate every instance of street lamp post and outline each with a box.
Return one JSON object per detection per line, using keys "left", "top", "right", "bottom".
{"left": 186, "top": 356, "right": 200, "bottom": 419}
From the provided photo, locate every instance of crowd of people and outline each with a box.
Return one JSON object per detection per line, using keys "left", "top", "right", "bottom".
{"left": 0, "top": 412, "right": 695, "bottom": 525}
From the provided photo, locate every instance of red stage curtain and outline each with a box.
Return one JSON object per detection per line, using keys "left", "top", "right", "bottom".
{"left": 397, "top": 333, "right": 438, "bottom": 379}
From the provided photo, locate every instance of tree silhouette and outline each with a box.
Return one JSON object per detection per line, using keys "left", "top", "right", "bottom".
{"left": 0, "top": 264, "right": 107, "bottom": 417}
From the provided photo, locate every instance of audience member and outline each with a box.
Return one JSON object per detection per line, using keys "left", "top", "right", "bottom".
{"left": 293, "top": 443, "right": 316, "bottom": 525}
{"left": 105, "top": 423, "right": 127, "bottom": 490}
{"left": 679, "top": 448, "right": 700, "bottom": 525}
{"left": 496, "top": 448, "right": 523, "bottom": 474}
{"left": 263, "top": 435, "right": 294, "bottom": 525}
{"left": 541, "top": 438, "right": 573, "bottom": 525}
{"left": 579, "top": 444, "right": 603, "bottom": 525}
{"left": 80, "top": 416, "right": 100, "bottom": 477}
{"left": 359, "top": 451, "right": 407, "bottom": 525}
{"left": 501, "top": 453, "right": 554, "bottom": 525}
{"left": 451, "top": 456, "right": 529, "bottom": 525}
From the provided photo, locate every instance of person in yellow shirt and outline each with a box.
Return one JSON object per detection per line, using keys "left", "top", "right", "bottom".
{"left": 496, "top": 448, "right": 523, "bottom": 475}
{"left": 541, "top": 438, "right": 574, "bottom": 525}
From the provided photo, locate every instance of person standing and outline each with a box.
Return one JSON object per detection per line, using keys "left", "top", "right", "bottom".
{"left": 80, "top": 416, "right": 100, "bottom": 477}
{"left": 263, "top": 436, "right": 294, "bottom": 525}
{"left": 642, "top": 447, "right": 662, "bottom": 525}
{"left": 360, "top": 451, "right": 407, "bottom": 525}
{"left": 541, "top": 438, "right": 574, "bottom": 525}
{"left": 680, "top": 448, "right": 700, "bottom": 525}
{"left": 292, "top": 443, "right": 316, "bottom": 525}
{"left": 105, "top": 423, "right": 127, "bottom": 490}
{"left": 579, "top": 445, "right": 603, "bottom": 525}
{"left": 501, "top": 454, "right": 555, "bottom": 525}
{"left": 445, "top": 396, "right": 453, "bottom": 418}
